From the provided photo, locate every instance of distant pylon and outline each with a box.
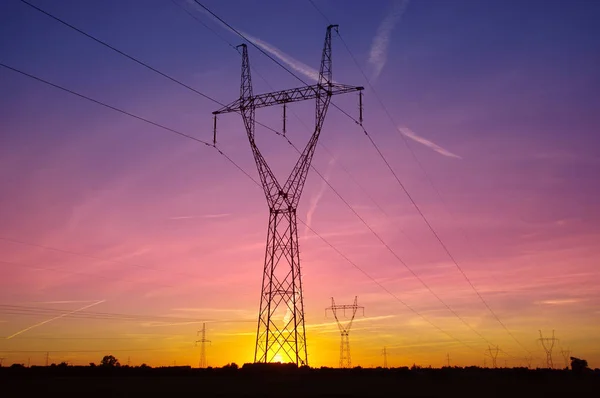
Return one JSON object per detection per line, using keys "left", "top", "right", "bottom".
{"left": 326, "top": 296, "right": 364, "bottom": 368}
{"left": 487, "top": 345, "right": 499, "bottom": 368}
{"left": 560, "top": 347, "right": 571, "bottom": 369}
{"left": 195, "top": 323, "right": 211, "bottom": 368}
{"left": 524, "top": 355, "right": 533, "bottom": 369}
{"left": 538, "top": 330, "right": 558, "bottom": 369}
{"left": 382, "top": 347, "right": 388, "bottom": 368}
{"left": 446, "top": 353, "right": 451, "bottom": 367}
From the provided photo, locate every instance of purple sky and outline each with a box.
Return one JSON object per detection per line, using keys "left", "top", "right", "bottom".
{"left": 1, "top": 0, "right": 599, "bottom": 368}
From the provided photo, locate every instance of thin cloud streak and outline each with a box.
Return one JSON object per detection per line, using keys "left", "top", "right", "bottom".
{"left": 168, "top": 213, "right": 231, "bottom": 220}
{"left": 183, "top": 0, "right": 322, "bottom": 83}
{"left": 304, "top": 157, "right": 336, "bottom": 236}
{"left": 397, "top": 126, "right": 462, "bottom": 159}
{"left": 369, "top": 0, "right": 410, "bottom": 80}
{"left": 238, "top": 30, "right": 321, "bottom": 83}
{"left": 5, "top": 300, "right": 105, "bottom": 339}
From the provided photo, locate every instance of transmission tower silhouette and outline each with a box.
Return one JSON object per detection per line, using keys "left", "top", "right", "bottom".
{"left": 446, "top": 353, "right": 451, "bottom": 367}
{"left": 213, "top": 25, "right": 363, "bottom": 366}
{"left": 524, "top": 355, "right": 533, "bottom": 369}
{"left": 560, "top": 347, "right": 571, "bottom": 369}
{"left": 195, "top": 323, "right": 211, "bottom": 368}
{"left": 487, "top": 345, "right": 499, "bottom": 368}
{"left": 538, "top": 330, "right": 558, "bottom": 369}
{"left": 325, "top": 296, "right": 364, "bottom": 368}
{"left": 382, "top": 347, "right": 388, "bottom": 368}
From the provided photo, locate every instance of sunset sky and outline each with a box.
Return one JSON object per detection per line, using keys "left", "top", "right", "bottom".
{"left": 1, "top": 0, "right": 599, "bottom": 369}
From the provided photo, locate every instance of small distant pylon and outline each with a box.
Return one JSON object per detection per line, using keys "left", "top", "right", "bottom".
{"left": 560, "top": 347, "right": 571, "bottom": 369}
{"left": 538, "top": 330, "right": 558, "bottom": 369}
{"left": 382, "top": 347, "right": 388, "bottom": 368}
{"left": 195, "top": 323, "right": 211, "bottom": 368}
{"left": 487, "top": 345, "right": 499, "bottom": 368}
{"left": 524, "top": 355, "right": 533, "bottom": 369}
{"left": 446, "top": 353, "right": 451, "bottom": 368}
{"left": 326, "top": 296, "right": 364, "bottom": 368}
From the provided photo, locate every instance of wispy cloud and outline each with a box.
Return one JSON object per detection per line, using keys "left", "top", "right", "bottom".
{"left": 535, "top": 298, "right": 587, "bottom": 305}
{"left": 369, "top": 0, "right": 410, "bottom": 80}
{"left": 6, "top": 300, "right": 105, "bottom": 339}
{"left": 182, "top": 0, "right": 322, "bottom": 83}
{"left": 168, "top": 213, "right": 231, "bottom": 220}
{"left": 304, "top": 157, "right": 336, "bottom": 236}
{"left": 397, "top": 127, "right": 462, "bottom": 159}
{"left": 238, "top": 30, "right": 321, "bottom": 83}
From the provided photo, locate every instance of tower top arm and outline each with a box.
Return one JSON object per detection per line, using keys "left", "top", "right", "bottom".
{"left": 213, "top": 83, "right": 363, "bottom": 115}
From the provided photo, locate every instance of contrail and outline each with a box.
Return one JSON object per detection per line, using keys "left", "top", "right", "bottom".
{"left": 6, "top": 300, "right": 105, "bottom": 339}
{"left": 369, "top": 0, "right": 410, "bottom": 80}
{"left": 238, "top": 31, "right": 322, "bottom": 83}
{"left": 398, "top": 127, "right": 462, "bottom": 159}
{"left": 183, "top": 0, "right": 322, "bottom": 83}
{"left": 304, "top": 157, "right": 337, "bottom": 237}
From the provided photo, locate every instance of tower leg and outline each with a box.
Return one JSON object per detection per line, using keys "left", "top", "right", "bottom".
{"left": 255, "top": 209, "right": 307, "bottom": 366}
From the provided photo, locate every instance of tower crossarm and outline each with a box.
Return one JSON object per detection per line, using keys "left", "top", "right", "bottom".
{"left": 213, "top": 84, "right": 363, "bottom": 115}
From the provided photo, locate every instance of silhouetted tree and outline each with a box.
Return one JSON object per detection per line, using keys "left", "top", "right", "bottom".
{"left": 570, "top": 357, "right": 589, "bottom": 373}
{"left": 223, "top": 362, "right": 238, "bottom": 370}
{"left": 100, "top": 355, "right": 120, "bottom": 367}
{"left": 89, "top": 362, "right": 96, "bottom": 367}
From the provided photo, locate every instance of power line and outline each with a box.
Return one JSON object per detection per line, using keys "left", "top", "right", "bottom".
{"left": 180, "top": 1, "right": 508, "bottom": 353}
{"left": 0, "top": 304, "right": 255, "bottom": 325}
{"left": 192, "top": 0, "right": 309, "bottom": 87}
{"left": 0, "top": 236, "right": 205, "bottom": 281}
{"left": 172, "top": 0, "right": 391, "bottom": 221}
{"left": 0, "top": 63, "right": 212, "bottom": 147}
{"left": 19, "top": 0, "right": 220, "bottom": 107}
{"left": 307, "top": 1, "right": 531, "bottom": 356}
{"left": 0, "top": 259, "right": 174, "bottom": 288}
{"left": 0, "top": 59, "right": 481, "bottom": 355}
{"left": 19, "top": 0, "right": 523, "bottom": 357}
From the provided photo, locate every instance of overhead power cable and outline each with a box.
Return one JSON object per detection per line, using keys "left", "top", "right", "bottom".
{"left": 308, "top": 0, "right": 531, "bottom": 356}
{"left": 176, "top": 1, "right": 525, "bottom": 358}
{"left": 0, "top": 62, "right": 482, "bottom": 355}
{"left": 16, "top": 0, "right": 525, "bottom": 357}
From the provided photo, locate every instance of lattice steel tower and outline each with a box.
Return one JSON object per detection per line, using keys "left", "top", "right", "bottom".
{"left": 195, "top": 323, "right": 211, "bottom": 368}
{"left": 539, "top": 330, "right": 558, "bottom": 369}
{"left": 326, "top": 296, "right": 364, "bottom": 368}
{"left": 213, "top": 25, "right": 363, "bottom": 366}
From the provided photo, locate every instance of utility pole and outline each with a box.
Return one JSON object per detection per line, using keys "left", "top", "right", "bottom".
{"left": 214, "top": 25, "right": 363, "bottom": 366}
{"left": 487, "top": 345, "right": 499, "bottom": 368}
{"left": 325, "top": 296, "right": 364, "bottom": 368}
{"left": 539, "top": 330, "right": 558, "bottom": 369}
{"left": 560, "top": 347, "right": 571, "bottom": 369}
{"left": 382, "top": 347, "right": 388, "bottom": 368}
{"left": 195, "top": 322, "right": 211, "bottom": 368}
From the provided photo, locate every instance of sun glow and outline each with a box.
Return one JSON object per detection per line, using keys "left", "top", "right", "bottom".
{"left": 272, "top": 354, "right": 283, "bottom": 363}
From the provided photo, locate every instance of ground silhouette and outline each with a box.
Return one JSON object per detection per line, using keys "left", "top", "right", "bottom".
{"left": 1, "top": 361, "right": 599, "bottom": 397}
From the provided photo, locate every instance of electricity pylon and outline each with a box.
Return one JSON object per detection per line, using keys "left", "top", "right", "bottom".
{"left": 382, "top": 347, "right": 388, "bottom": 368}
{"left": 195, "top": 323, "right": 211, "bottom": 368}
{"left": 487, "top": 345, "right": 499, "bottom": 368}
{"left": 524, "top": 355, "right": 533, "bottom": 369}
{"left": 560, "top": 347, "right": 571, "bottom": 369}
{"left": 325, "top": 296, "right": 364, "bottom": 368}
{"left": 213, "top": 25, "right": 363, "bottom": 366}
{"left": 538, "top": 330, "right": 558, "bottom": 369}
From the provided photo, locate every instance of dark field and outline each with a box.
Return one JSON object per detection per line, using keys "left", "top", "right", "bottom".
{"left": 2, "top": 365, "right": 599, "bottom": 397}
